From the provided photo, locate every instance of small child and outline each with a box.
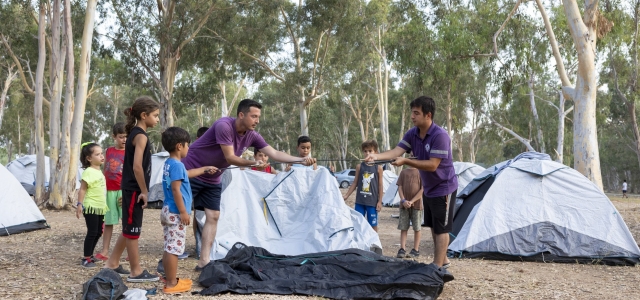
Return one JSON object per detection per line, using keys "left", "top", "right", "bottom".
{"left": 285, "top": 136, "right": 318, "bottom": 171}
{"left": 160, "top": 127, "right": 218, "bottom": 293}
{"left": 76, "top": 142, "right": 108, "bottom": 268}
{"left": 623, "top": 180, "right": 628, "bottom": 198}
{"left": 196, "top": 127, "right": 208, "bottom": 139}
{"left": 395, "top": 166, "right": 424, "bottom": 258}
{"left": 97, "top": 123, "right": 127, "bottom": 261}
{"left": 251, "top": 148, "right": 278, "bottom": 174}
{"left": 104, "top": 96, "right": 160, "bottom": 282}
{"left": 343, "top": 140, "right": 383, "bottom": 231}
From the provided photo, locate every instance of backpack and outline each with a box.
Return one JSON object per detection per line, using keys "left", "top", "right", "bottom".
{"left": 82, "top": 268, "right": 128, "bottom": 300}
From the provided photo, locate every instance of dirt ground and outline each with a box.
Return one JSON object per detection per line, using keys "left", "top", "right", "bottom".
{"left": 1, "top": 191, "right": 640, "bottom": 300}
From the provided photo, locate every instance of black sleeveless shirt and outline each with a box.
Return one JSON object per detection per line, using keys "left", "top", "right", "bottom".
{"left": 356, "top": 162, "right": 380, "bottom": 206}
{"left": 121, "top": 126, "right": 152, "bottom": 192}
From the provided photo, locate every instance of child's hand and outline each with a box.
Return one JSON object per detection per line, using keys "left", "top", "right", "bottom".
{"left": 376, "top": 202, "right": 382, "bottom": 212}
{"left": 76, "top": 205, "right": 82, "bottom": 219}
{"left": 180, "top": 212, "right": 190, "bottom": 225}
{"left": 402, "top": 200, "right": 412, "bottom": 209}
{"left": 364, "top": 153, "right": 377, "bottom": 163}
{"left": 138, "top": 193, "right": 148, "bottom": 209}
{"left": 204, "top": 166, "right": 218, "bottom": 174}
{"left": 285, "top": 164, "right": 292, "bottom": 172}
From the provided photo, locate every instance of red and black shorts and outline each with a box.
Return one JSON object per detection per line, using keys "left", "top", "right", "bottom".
{"left": 422, "top": 190, "right": 457, "bottom": 234}
{"left": 122, "top": 189, "right": 144, "bottom": 239}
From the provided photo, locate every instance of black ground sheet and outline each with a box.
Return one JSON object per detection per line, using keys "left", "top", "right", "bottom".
{"left": 198, "top": 243, "right": 454, "bottom": 299}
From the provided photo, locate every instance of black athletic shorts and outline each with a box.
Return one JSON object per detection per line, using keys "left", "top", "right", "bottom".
{"left": 122, "top": 189, "right": 144, "bottom": 239}
{"left": 191, "top": 178, "right": 222, "bottom": 211}
{"left": 423, "top": 190, "right": 457, "bottom": 234}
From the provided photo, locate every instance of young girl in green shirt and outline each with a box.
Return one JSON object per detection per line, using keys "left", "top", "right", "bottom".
{"left": 76, "top": 142, "right": 108, "bottom": 268}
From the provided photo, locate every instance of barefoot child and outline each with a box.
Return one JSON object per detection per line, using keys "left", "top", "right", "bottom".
{"left": 343, "top": 140, "right": 383, "bottom": 232}
{"left": 396, "top": 166, "right": 423, "bottom": 258}
{"left": 76, "top": 143, "right": 108, "bottom": 268}
{"left": 285, "top": 136, "right": 318, "bottom": 171}
{"left": 104, "top": 96, "right": 160, "bottom": 282}
{"left": 160, "top": 127, "right": 217, "bottom": 293}
{"left": 96, "top": 123, "right": 127, "bottom": 261}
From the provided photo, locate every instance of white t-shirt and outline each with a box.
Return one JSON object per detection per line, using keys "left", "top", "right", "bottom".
{"left": 623, "top": 182, "right": 628, "bottom": 190}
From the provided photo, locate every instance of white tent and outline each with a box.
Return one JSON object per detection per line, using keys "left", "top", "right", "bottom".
{"left": 452, "top": 162, "right": 485, "bottom": 195}
{"left": 384, "top": 163, "right": 485, "bottom": 207}
{"left": 7, "top": 155, "right": 81, "bottom": 195}
{"left": 148, "top": 152, "right": 170, "bottom": 204}
{"left": 0, "top": 163, "right": 49, "bottom": 236}
{"left": 449, "top": 153, "right": 640, "bottom": 265}
{"left": 209, "top": 167, "right": 382, "bottom": 260}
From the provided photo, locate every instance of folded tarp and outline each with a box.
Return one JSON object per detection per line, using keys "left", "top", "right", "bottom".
{"left": 199, "top": 243, "right": 454, "bottom": 299}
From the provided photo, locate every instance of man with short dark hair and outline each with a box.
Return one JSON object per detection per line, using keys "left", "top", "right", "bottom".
{"left": 196, "top": 127, "right": 209, "bottom": 139}
{"left": 182, "top": 99, "right": 316, "bottom": 270}
{"left": 365, "top": 96, "right": 457, "bottom": 268}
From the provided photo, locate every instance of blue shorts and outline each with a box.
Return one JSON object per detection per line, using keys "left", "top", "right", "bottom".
{"left": 355, "top": 203, "right": 378, "bottom": 227}
{"left": 191, "top": 178, "right": 222, "bottom": 211}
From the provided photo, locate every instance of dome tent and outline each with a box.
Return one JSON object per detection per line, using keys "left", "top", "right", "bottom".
{"left": 0, "top": 163, "right": 49, "bottom": 235}
{"left": 449, "top": 152, "right": 640, "bottom": 266}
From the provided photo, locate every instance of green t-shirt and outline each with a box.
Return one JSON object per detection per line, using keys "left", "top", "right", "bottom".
{"left": 81, "top": 167, "right": 108, "bottom": 215}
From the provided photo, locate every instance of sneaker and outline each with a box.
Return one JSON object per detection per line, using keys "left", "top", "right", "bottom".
{"left": 178, "top": 252, "right": 189, "bottom": 260}
{"left": 157, "top": 259, "right": 165, "bottom": 275}
{"left": 106, "top": 265, "right": 131, "bottom": 277}
{"left": 81, "top": 258, "right": 96, "bottom": 268}
{"left": 94, "top": 253, "right": 109, "bottom": 261}
{"left": 408, "top": 249, "right": 420, "bottom": 258}
{"left": 127, "top": 270, "right": 160, "bottom": 283}
{"left": 163, "top": 278, "right": 193, "bottom": 294}
{"left": 396, "top": 248, "right": 407, "bottom": 258}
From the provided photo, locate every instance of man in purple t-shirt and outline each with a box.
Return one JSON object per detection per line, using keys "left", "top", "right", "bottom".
{"left": 182, "top": 99, "right": 316, "bottom": 270}
{"left": 365, "top": 96, "right": 457, "bottom": 268}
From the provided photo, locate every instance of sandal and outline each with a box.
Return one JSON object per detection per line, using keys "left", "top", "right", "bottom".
{"left": 127, "top": 270, "right": 160, "bottom": 283}
{"left": 442, "top": 262, "right": 451, "bottom": 269}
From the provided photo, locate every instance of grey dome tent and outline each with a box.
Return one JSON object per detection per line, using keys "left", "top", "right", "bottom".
{"left": 0, "top": 163, "right": 49, "bottom": 235}
{"left": 7, "top": 155, "right": 82, "bottom": 195}
{"left": 449, "top": 152, "right": 640, "bottom": 266}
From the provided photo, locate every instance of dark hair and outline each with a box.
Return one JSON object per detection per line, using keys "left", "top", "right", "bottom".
{"left": 361, "top": 140, "right": 379, "bottom": 152}
{"left": 236, "top": 99, "right": 262, "bottom": 116}
{"left": 297, "top": 135, "right": 312, "bottom": 146}
{"left": 253, "top": 147, "right": 264, "bottom": 155}
{"left": 196, "top": 126, "right": 209, "bottom": 138}
{"left": 162, "top": 127, "right": 191, "bottom": 152}
{"left": 112, "top": 122, "right": 126, "bottom": 136}
{"left": 123, "top": 96, "right": 160, "bottom": 134}
{"left": 80, "top": 143, "right": 100, "bottom": 169}
{"left": 410, "top": 96, "right": 436, "bottom": 119}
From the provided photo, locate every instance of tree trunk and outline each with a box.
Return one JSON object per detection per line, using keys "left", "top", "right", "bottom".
{"left": 563, "top": 0, "right": 602, "bottom": 189}
{"left": 529, "top": 73, "right": 545, "bottom": 153}
{"left": 455, "top": 130, "right": 464, "bottom": 162}
{"left": 34, "top": 3, "right": 47, "bottom": 204}
{"left": 53, "top": 0, "right": 75, "bottom": 208}
{"left": 67, "top": 0, "right": 98, "bottom": 203}
{"left": 219, "top": 79, "right": 227, "bottom": 117}
{"left": 556, "top": 91, "right": 566, "bottom": 163}
{"left": 299, "top": 87, "right": 309, "bottom": 136}
{"left": 0, "top": 66, "right": 17, "bottom": 130}
{"left": 159, "top": 55, "right": 177, "bottom": 129}
{"left": 49, "top": 0, "right": 67, "bottom": 208}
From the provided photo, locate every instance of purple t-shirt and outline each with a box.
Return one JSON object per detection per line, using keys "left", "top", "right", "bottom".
{"left": 397, "top": 123, "right": 458, "bottom": 197}
{"left": 182, "top": 117, "right": 269, "bottom": 184}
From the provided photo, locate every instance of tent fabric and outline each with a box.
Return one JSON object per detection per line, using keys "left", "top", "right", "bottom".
{"left": 210, "top": 167, "right": 382, "bottom": 261}
{"left": 148, "top": 152, "right": 169, "bottom": 203}
{"left": 0, "top": 164, "right": 49, "bottom": 236}
{"left": 6, "top": 155, "right": 82, "bottom": 195}
{"left": 382, "top": 170, "right": 401, "bottom": 206}
{"left": 199, "top": 243, "right": 453, "bottom": 299}
{"left": 449, "top": 154, "right": 640, "bottom": 265}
